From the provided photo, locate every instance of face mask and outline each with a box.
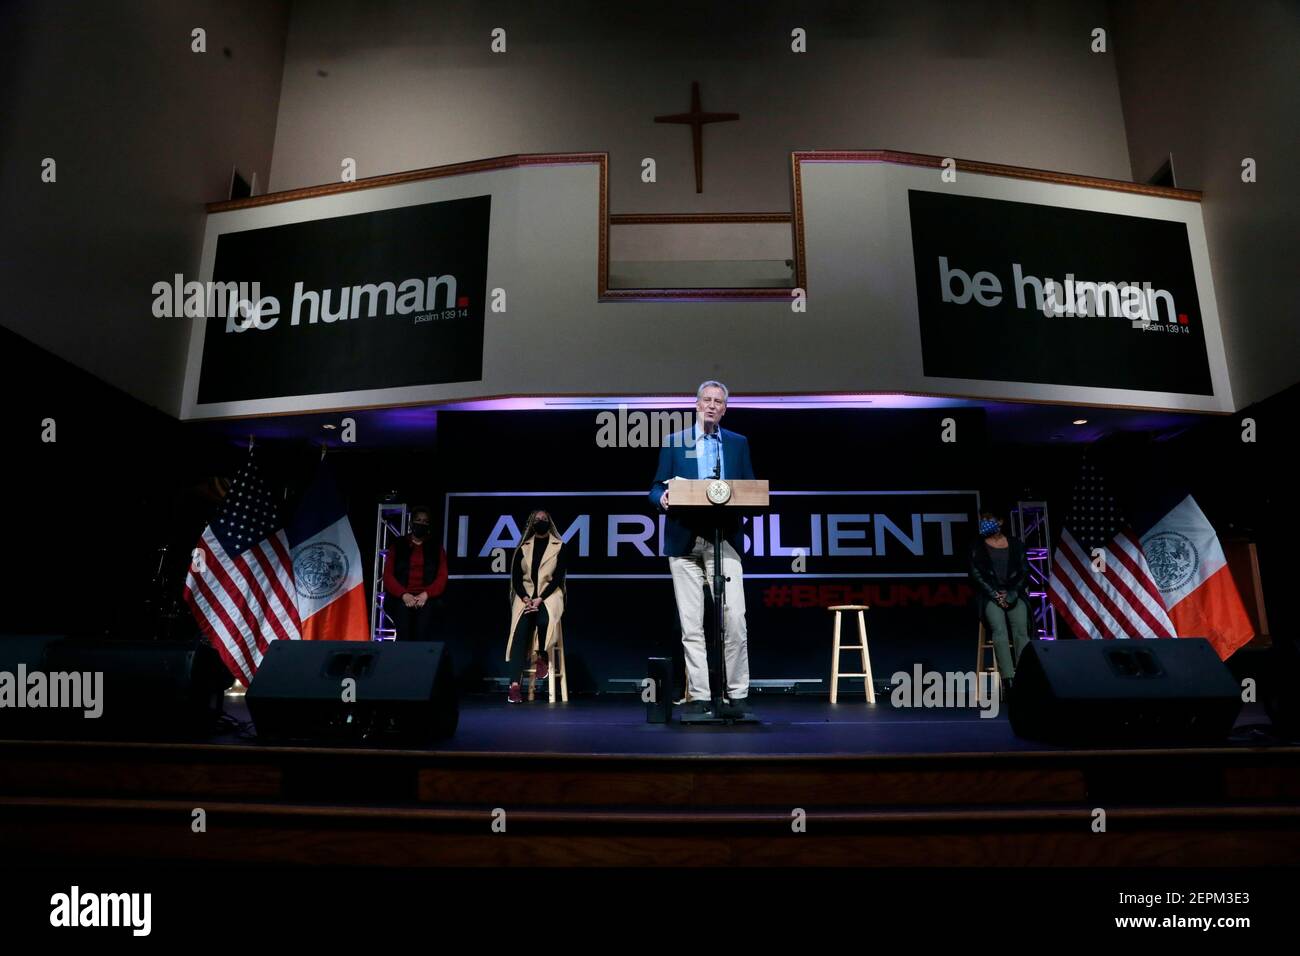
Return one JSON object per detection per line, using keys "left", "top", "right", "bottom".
{"left": 533, "top": 522, "right": 550, "bottom": 535}
{"left": 411, "top": 523, "right": 430, "bottom": 538}
{"left": 979, "top": 520, "right": 1001, "bottom": 537}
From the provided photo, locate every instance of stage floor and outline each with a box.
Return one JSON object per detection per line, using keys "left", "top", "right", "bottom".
{"left": 219, "top": 693, "right": 1278, "bottom": 757}
{"left": 4, "top": 695, "right": 1296, "bottom": 869}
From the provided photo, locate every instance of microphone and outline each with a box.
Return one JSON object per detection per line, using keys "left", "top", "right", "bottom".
{"left": 712, "top": 429, "right": 722, "bottom": 479}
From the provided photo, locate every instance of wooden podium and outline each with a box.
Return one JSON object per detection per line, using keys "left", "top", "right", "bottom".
{"left": 666, "top": 477, "right": 769, "bottom": 723}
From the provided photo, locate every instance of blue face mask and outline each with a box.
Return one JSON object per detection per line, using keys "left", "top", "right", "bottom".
{"left": 979, "top": 519, "right": 1001, "bottom": 537}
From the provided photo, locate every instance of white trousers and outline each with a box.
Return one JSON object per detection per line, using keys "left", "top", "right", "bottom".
{"left": 669, "top": 535, "right": 749, "bottom": 700}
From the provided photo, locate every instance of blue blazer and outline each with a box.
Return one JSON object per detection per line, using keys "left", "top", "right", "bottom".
{"left": 648, "top": 428, "right": 756, "bottom": 558}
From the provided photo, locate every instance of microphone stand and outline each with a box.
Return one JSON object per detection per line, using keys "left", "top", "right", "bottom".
{"left": 702, "top": 431, "right": 747, "bottom": 722}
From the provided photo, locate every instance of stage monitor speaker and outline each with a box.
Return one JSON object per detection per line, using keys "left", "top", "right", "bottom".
{"left": 1, "top": 637, "right": 233, "bottom": 740}
{"left": 646, "top": 657, "right": 671, "bottom": 723}
{"left": 1261, "top": 642, "right": 1300, "bottom": 740}
{"left": 1009, "top": 637, "right": 1242, "bottom": 744}
{"left": 246, "top": 640, "right": 458, "bottom": 743}
{"left": 0, "top": 635, "right": 69, "bottom": 737}
{"left": 0, "top": 634, "right": 63, "bottom": 670}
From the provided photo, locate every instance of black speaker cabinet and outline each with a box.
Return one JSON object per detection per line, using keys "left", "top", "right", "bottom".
{"left": 1261, "top": 642, "right": 1300, "bottom": 740}
{"left": 246, "top": 640, "right": 458, "bottom": 743}
{"left": 0, "top": 636, "right": 232, "bottom": 740}
{"left": 646, "top": 656, "right": 671, "bottom": 723}
{"left": 1009, "top": 637, "right": 1242, "bottom": 744}
{"left": 0, "top": 634, "right": 69, "bottom": 737}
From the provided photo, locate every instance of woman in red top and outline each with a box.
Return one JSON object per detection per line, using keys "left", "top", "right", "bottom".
{"left": 383, "top": 505, "right": 448, "bottom": 641}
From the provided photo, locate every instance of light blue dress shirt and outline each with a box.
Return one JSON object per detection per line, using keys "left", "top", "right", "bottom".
{"left": 694, "top": 422, "right": 724, "bottom": 479}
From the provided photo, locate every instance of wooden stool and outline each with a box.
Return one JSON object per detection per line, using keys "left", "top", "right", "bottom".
{"left": 976, "top": 619, "right": 999, "bottom": 703}
{"left": 828, "top": 605, "right": 875, "bottom": 703}
{"left": 525, "top": 630, "right": 568, "bottom": 703}
{"left": 977, "top": 619, "right": 1000, "bottom": 677}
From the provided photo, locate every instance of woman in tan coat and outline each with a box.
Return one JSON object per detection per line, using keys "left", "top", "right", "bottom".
{"left": 505, "top": 509, "right": 567, "bottom": 703}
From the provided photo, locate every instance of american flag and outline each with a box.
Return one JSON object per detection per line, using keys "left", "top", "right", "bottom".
{"left": 1047, "top": 454, "right": 1176, "bottom": 640}
{"left": 183, "top": 452, "right": 301, "bottom": 683}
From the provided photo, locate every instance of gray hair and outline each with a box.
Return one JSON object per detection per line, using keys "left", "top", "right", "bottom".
{"left": 696, "top": 380, "right": 729, "bottom": 401}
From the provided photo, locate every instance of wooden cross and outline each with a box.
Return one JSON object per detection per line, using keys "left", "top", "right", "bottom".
{"left": 654, "top": 81, "right": 739, "bottom": 194}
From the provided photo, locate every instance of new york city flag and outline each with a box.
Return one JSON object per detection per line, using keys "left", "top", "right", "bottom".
{"left": 287, "top": 460, "right": 369, "bottom": 642}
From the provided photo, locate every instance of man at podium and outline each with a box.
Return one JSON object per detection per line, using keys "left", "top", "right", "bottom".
{"left": 649, "top": 381, "right": 756, "bottom": 716}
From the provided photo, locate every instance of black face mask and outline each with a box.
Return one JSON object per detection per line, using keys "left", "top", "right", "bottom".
{"left": 411, "top": 523, "right": 430, "bottom": 538}
{"left": 533, "top": 522, "right": 550, "bottom": 536}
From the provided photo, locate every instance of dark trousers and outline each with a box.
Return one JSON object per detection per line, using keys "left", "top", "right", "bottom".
{"left": 509, "top": 606, "right": 550, "bottom": 681}
{"left": 984, "top": 599, "right": 1031, "bottom": 678}
{"left": 390, "top": 599, "right": 439, "bottom": 641}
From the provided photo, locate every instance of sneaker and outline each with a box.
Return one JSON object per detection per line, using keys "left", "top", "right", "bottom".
{"left": 730, "top": 695, "right": 755, "bottom": 715}
{"left": 507, "top": 681, "right": 523, "bottom": 704}
{"left": 534, "top": 656, "right": 549, "bottom": 680}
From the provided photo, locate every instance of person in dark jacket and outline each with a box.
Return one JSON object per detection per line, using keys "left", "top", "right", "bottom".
{"left": 648, "top": 381, "right": 757, "bottom": 717}
{"left": 969, "top": 512, "right": 1032, "bottom": 679}
{"left": 383, "top": 505, "right": 448, "bottom": 641}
